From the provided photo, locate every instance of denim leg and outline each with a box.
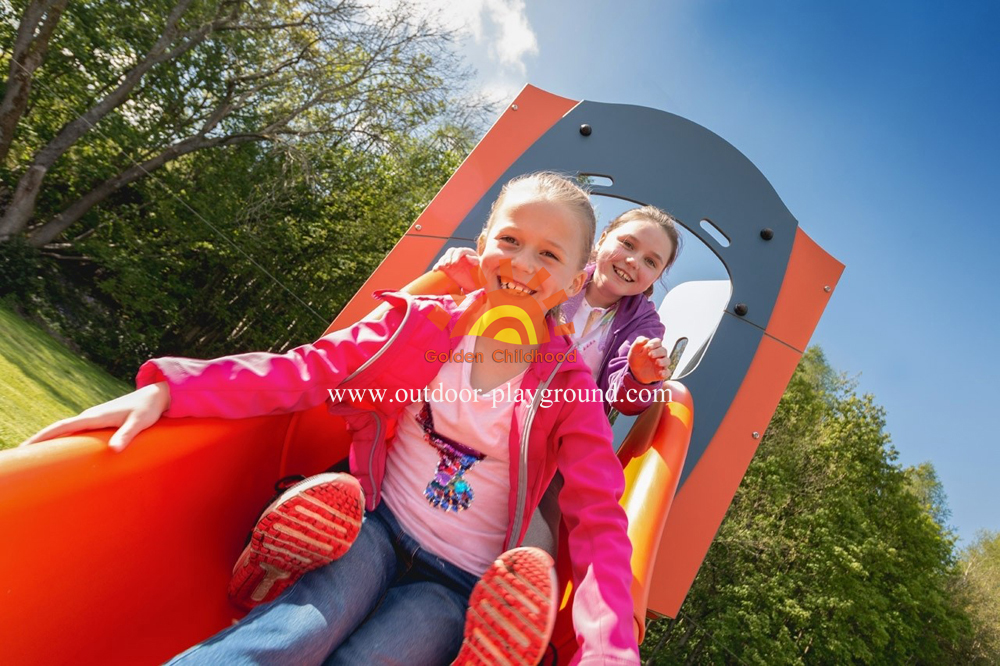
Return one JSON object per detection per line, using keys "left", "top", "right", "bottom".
{"left": 167, "top": 509, "right": 400, "bottom": 666}
{"left": 324, "top": 580, "right": 470, "bottom": 666}
{"left": 324, "top": 533, "right": 479, "bottom": 666}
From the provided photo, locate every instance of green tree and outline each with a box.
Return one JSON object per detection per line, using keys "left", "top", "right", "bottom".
{"left": 0, "top": 0, "right": 473, "bottom": 246}
{"left": 0, "top": 0, "right": 486, "bottom": 379}
{"left": 955, "top": 530, "right": 1000, "bottom": 663}
{"left": 26, "top": 125, "right": 473, "bottom": 377}
{"left": 642, "top": 348, "right": 972, "bottom": 664}
{"left": 905, "top": 461, "right": 952, "bottom": 537}
{"left": 0, "top": 0, "right": 68, "bottom": 165}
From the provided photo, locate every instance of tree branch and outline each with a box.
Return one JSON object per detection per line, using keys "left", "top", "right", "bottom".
{"left": 27, "top": 131, "right": 259, "bottom": 247}
{"left": 0, "top": 0, "right": 240, "bottom": 239}
{"left": 0, "top": 0, "right": 69, "bottom": 164}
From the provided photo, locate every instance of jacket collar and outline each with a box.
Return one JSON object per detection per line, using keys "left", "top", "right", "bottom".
{"left": 561, "top": 263, "right": 651, "bottom": 331}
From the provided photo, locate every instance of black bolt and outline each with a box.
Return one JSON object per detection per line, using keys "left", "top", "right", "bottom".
{"left": 579, "top": 124, "right": 592, "bottom": 136}
{"left": 760, "top": 228, "right": 774, "bottom": 240}
{"left": 734, "top": 303, "right": 749, "bottom": 316}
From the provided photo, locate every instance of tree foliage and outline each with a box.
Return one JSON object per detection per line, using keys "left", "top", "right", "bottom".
{"left": 0, "top": 0, "right": 485, "bottom": 377}
{"left": 642, "top": 348, "right": 973, "bottom": 664}
{"left": 0, "top": 0, "right": 477, "bottom": 245}
{"left": 904, "top": 461, "right": 953, "bottom": 539}
{"left": 17, "top": 128, "right": 471, "bottom": 377}
{"left": 954, "top": 530, "right": 1000, "bottom": 663}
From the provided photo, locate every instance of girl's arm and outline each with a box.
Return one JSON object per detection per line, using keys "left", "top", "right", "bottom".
{"left": 136, "top": 303, "right": 407, "bottom": 419}
{"left": 22, "top": 302, "right": 408, "bottom": 451}
{"left": 555, "top": 384, "right": 641, "bottom": 665}
{"left": 603, "top": 310, "right": 667, "bottom": 416}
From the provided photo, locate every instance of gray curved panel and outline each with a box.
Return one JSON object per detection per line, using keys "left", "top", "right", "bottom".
{"left": 434, "top": 99, "right": 802, "bottom": 484}
{"left": 451, "top": 101, "right": 799, "bottom": 330}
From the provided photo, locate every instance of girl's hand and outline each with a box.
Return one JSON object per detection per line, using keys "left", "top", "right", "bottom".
{"left": 627, "top": 336, "right": 670, "bottom": 384}
{"left": 20, "top": 382, "right": 171, "bottom": 452}
{"left": 433, "top": 247, "right": 480, "bottom": 293}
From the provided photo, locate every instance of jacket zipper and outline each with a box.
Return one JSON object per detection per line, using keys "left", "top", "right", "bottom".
{"left": 367, "top": 412, "right": 385, "bottom": 505}
{"left": 506, "top": 344, "right": 577, "bottom": 548}
{"left": 347, "top": 297, "right": 414, "bottom": 505}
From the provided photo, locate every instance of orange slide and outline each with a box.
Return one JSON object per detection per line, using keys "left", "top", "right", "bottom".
{"left": 0, "top": 84, "right": 839, "bottom": 664}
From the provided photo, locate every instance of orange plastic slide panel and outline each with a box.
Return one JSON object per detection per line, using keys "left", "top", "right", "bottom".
{"left": 276, "top": 401, "right": 356, "bottom": 481}
{"left": 765, "top": 228, "right": 845, "bottom": 352}
{"left": 644, "top": 225, "right": 844, "bottom": 617}
{"left": 327, "top": 236, "right": 457, "bottom": 332}
{"left": 0, "top": 415, "right": 292, "bottom": 665}
{"left": 333, "top": 85, "right": 578, "bottom": 329}
{"left": 280, "top": 269, "right": 460, "bottom": 480}
{"left": 398, "top": 268, "right": 460, "bottom": 298}
{"left": 549, "top": 385, "right": 694, "bottom": 659}
{"left": 619, "top": 382, "right": 693, "bottom": 643}
{"left": 646, "top": 334, "right": 802, "bottom": 618}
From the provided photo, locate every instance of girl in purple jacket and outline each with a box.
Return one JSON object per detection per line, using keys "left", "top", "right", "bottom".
{"left": 24, "top": 173, "right": 645, "bottom": 666}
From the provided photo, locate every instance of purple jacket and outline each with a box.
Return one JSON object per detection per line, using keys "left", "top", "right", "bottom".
{"left": 560, "top": 264, "right": 666, "bottom": 416}
{"left": 137, "top": 290, "right": 640, "bottom": 665}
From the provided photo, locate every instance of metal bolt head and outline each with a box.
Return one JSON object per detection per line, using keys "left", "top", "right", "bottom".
{"left": 579, "top": 124, "right": 592, "bottom": 136}
{"left": 824, "top": 285, "right": 832, "bottom": 293}
{"left": 414, "top": 224, "right": 422, "bottom": 231}
{"left": 734, "top": 303, "right": 749, "bottom": 316}
{"left": 752, "top": 431, "right": 760, "bottom": 439}
{"left": 760, "top": 228, "right": 774, "bottom": 240}
{"left": 511, "top": 104, "right": 518, "bottom": 111}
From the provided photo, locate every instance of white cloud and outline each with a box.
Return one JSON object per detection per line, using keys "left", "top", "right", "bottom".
{"left": 481, "top": 0, "right": 538, "bottom": 74}
{"left": 358, "top": 0, "right": 538, "bottom": 108}
{"left": 365, "top": 0, "right": 537, "bottom": 76}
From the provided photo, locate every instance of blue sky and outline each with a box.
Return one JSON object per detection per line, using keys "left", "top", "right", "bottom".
{"left": 437, "top": 0, "right": 1000, "bottom": 542}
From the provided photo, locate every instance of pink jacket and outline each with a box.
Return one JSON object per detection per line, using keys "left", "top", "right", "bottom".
{"left": 137, "top": 290, "right": 640, "bottom": 665}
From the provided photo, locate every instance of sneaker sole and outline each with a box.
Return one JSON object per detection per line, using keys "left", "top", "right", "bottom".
{"left": 228, "top": 473, "right": 364, "bottom": 610}
{"left": 452, "top": 547, "right": 558, "bottom": 666}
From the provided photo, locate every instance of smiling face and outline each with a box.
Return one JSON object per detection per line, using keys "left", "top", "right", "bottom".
{"left": 589, "top": 218, "right": 677, "bottom": 305}
{"left": 477, "top": 195, "right": 589, "bottom": 307}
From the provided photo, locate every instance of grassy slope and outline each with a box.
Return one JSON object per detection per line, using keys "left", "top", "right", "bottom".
{"left": 0, "top": 304, "right": 130, "bottom": 449}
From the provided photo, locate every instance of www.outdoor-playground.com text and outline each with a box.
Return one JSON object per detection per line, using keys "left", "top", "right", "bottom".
{"left": 327, "top": 384, "right": 673, "bottom": 410}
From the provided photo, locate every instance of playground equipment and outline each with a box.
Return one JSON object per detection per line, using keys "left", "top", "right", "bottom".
{"left": 0, "top": 85, "right": 843, "bottom": 664}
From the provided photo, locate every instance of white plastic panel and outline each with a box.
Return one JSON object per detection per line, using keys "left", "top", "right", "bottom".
{"left": 657, "top": 280, "right": 732, "bottom": 379}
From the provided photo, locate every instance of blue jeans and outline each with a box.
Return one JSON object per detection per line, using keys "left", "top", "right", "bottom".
{"left": 168, "top": 502, "right": 479, "bottom": 665}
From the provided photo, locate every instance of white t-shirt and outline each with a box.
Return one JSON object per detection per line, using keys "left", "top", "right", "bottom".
{"left": 381, "top": 336, "right": 525, "bottom": 575}
{"left": 569, "top": 297, "right": 618, "bottom": 376}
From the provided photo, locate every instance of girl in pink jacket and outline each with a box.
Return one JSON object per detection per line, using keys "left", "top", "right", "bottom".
{"left": 25, "top": 173, "right": 640, "bottom": 665}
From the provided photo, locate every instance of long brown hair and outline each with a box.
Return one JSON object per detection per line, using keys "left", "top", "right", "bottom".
{"left": 597, "top": 205, "right": 682, "bottom": 297}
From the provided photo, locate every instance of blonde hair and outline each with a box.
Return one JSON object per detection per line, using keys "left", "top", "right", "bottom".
{"left": 481, "top": 172, "right": 596, "bottom": 270}
{"left": 598, "top": 205, "right": 682, "bottom": 297}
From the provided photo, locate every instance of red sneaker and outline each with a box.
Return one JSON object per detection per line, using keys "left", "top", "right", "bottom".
{"left": 453, "top": 547, "right": 558, "bottom": 666}
{"left": 228, "top": 472, "right": 364, "bottom": 609}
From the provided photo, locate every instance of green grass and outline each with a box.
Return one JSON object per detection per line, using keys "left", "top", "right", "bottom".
{"left": 0, "top": 303, "right": 130, "bottom": 449}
